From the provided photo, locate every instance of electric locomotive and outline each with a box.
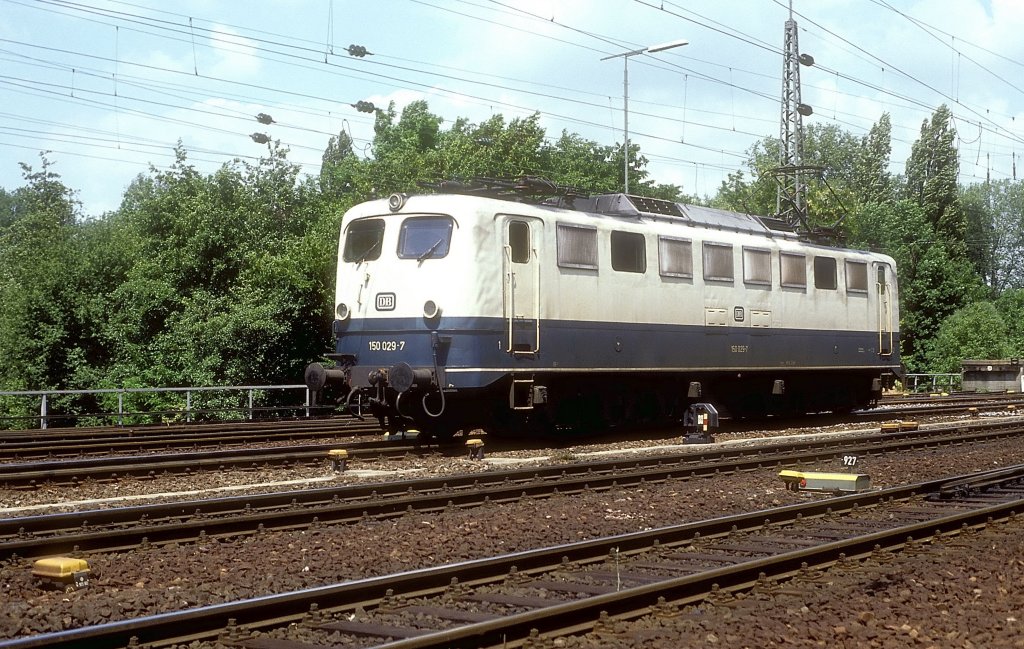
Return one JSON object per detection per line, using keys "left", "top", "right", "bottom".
{"left": 305, "top": 179, "right": 900, "bottom": 438}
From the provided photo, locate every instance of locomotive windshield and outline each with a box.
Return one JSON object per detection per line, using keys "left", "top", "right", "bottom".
{"left": 342, "top": 218, "right": 385, "bottom": 263}
{"left": 398, "top": 216, "right": 454, "bottom": 260}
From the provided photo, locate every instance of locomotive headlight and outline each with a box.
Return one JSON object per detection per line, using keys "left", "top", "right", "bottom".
{"left": 336, "top": 302, "right": 351, "bottom": 321}
{"left": 423, "top": 300, "right": 441, "bottom": 319}
{"left": 388, "top": 192, "right": 407, "bottom": 212}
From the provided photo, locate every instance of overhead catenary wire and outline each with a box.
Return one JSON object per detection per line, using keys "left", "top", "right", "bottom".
{"left": 2, "top": 0, "right": 1022, "bottom": 209}
{"left": 19, "top": 0, "right": 1016, "bottom": 152}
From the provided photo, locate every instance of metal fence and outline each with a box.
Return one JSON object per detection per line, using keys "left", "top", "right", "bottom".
{"left": 0, "top": 384, "right": 313, "bottom": 430}
{"left": 903, "top": 373, "right": 962, "bottom": 393}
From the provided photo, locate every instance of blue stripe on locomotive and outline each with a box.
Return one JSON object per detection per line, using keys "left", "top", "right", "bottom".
{"left": 336, "top": 316, "right": 900, "bottom": 389}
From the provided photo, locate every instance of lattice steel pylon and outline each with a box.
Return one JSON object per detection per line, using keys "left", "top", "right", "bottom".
{"left": 776, "top": 1, "right": 813, "bottom": 228}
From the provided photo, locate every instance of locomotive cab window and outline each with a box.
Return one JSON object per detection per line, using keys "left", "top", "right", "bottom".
{"left": 702, "top": 242, "right": 734, "bottom": 282}
{"left": 508, "top": 221, "right": 530, "bottom": 263}
{"left": 556, "top": 223, "right": 598, "bottom": 270}
{"left": 342, "top": 218, "right": 385, "bottom": 263}
{"left": 846, "top": 260, "right": 868, "bottom": 293}
{"left": 743, "top": 247, "right": 771, "bottom": 286}
{"left": 398, "top": 216, "right": 454, "bottom": 260}
{"left": 611, "top": 231, "right": 646, "bottom": 273}
{"left": 658, "top": 236, "right": 692, "bottom": 278}
{"left": 813, "top": 256, "right": 838, "bottom": 290}
{"left": 780, "top": 252, "right": 806, "bottom": 288}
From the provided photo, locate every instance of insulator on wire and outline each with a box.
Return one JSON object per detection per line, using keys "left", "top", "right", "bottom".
{"left": 347, "top": 44, "right": 370, "bottom": 57}
{"left": 255, "top": 113, "right": 275, "bottom": 125}
{"left": 250, "top": 133, "right": 270, "bottom": 144}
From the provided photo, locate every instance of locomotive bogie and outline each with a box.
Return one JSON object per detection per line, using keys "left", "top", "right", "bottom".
{"left": 311, "top": 191, "right": 900, "bottom": 437}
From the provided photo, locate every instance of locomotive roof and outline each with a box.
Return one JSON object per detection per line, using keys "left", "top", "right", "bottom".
{"left": 560, "top": 193, "right": 800, "bottom": 240}
{"left": 413, "top": 177, "right": 801, "bottom": 240}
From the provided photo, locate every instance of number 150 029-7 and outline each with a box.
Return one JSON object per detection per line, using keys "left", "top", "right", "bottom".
{"left": 368, "top": 340, "right": 405, "bottom": 351}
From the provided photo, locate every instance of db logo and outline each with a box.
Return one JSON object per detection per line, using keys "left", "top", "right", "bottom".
{"left": 375, "top": 293, "right": 396, "bottom": 311}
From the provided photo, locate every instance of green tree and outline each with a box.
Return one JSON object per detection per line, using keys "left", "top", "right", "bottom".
{"left": 0, "top": 187, "right": 21, "bottom": 230}
{"left": 711, "top": 122, "right": 866, "bottom": 228}
{"left": 319, "top": 129, "right": 366, "bottom": 202}
{"left": 365, "top": 101, "right": 687, "bottom": 199}
{"left": 440, "top": 114, "right": 547, "bottom": 180}
{"left": 995, "top": 289, "right": 1024, "bottom": 356}
{"left": 928, "top": 302, "right": 1010, "bottom": 372}
{"left": 0, "top": 154, "right": 119, "bottom": 423}
{"left": 0, "top": 155, "right": 81, "bottom": 391}
{"left": 541, "top": 130, "right": 621, "bottom": 193}
{"left": 111, "top": 142, "right": 333, "bottom": 398}
{"left": 850, "top": 113, "right": 895, "bottom": 207}
{"left": 710, "top": 143, "right": 777, "bottom": 217}
{"left": 962, "top": 180, "right": 1024, "bottom": 293}
{"left": 365, "top": 100, "right": 445, "bottom": 194}
{"left": 904, "top": 105, "right": 967, "bottom": 247}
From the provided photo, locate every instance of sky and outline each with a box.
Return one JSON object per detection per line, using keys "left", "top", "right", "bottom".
{"left": 2, "top": 0, "right": 1024, "bottom": 216}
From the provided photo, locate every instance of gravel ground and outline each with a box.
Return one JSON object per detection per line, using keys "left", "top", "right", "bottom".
{"left": 1, "top": 421, "right": 1023, "bottom": 642}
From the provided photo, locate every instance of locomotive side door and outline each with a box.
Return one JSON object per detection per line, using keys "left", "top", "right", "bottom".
{"left": 875, "top": 262, "right": 894, "bottom": 356}
{"left": 502, "top": 217, "right": 541, "bottom": 354}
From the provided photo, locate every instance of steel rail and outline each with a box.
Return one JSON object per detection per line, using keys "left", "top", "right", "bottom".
{"left": 0, "top": 415, "right": 361, "bottom": 440}
{"left": 878, "top": 391, "right": 1022, "bottom": 404}
{"left": 0, "top": 420, "right": 380, "bottom": 458}
{"left": 854, "top": 397, "right": 1024, "bottom": 420}
{"left": 0, "top": 438, "right": 445, "bottom": 488}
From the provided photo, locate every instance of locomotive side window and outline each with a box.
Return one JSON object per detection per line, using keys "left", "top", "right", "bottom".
{"left": 556, "top": 223, "right": 598, "bottom": 270}
{"left": 813, "top": 256, "right": 838, "bottom": 290}
{"left": 611, "top": 231, "right": 646, "bottom": 273}
{"left": 342, "top": 218, "right": 385, "bottom": 263}
{"left": 742, "top": 247, "right": 771, "bottom": 286}
{"left": 509, "top": 221, "right": 530, "bottom": 263}
{"left": 780, "top": 252, "right": 806, "bottom": 288}
{"left": 658, "top": 236, "right": 692, "bottom": 278}
{"left": 397, "top": 216, "right": 453, "bottom": 260}
{"left": 702, "top": 242, "right": 734, "bottom": 282}
{"left": 846, "top": 260, "right": 868, "bottom": 293}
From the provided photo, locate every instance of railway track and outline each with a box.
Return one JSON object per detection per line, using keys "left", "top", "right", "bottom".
{"left": 0, "top": 417, "right": 379, "bottom": 460}
{"left": 3, "top": 417, "right": 1022, "bottom": 561}
{"left": 0, "top": 435, "right": 448, "bottom": 489}
{"left": 3, "top": 393, "right": 1021, "bottom": 461}
{"left": 862, "top": 392, "right": 1024, "bottom": 419}
{"left": 877, "top": 390, "right": 1022, "bottom": 405}
{"left": 4, "top": 392, "right": 1024, "bottom": 488}
{"left": 4, "top": 463, "right": 1021, "bottom": 649}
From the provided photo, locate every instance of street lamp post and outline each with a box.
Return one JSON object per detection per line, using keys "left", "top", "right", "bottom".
{"left": 601, "top": 39, "right": 688, "bottom": 194}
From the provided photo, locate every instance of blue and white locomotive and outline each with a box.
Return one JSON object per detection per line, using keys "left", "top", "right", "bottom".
{"left": 306, "top": 179, "right": 900, "bottom": 438}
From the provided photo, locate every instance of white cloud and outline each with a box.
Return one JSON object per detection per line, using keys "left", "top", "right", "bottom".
{"left": 206, "top": 25, "right": 262, "bottom": 79}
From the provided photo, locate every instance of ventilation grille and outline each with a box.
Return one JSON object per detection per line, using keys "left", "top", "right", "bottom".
{"left": 627, "top": 195, "right": 686, "bottom": 217}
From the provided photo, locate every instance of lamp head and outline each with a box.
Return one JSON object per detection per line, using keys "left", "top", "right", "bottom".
{"left": 647, "top": 39, "right": 689, "bottom": 53}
